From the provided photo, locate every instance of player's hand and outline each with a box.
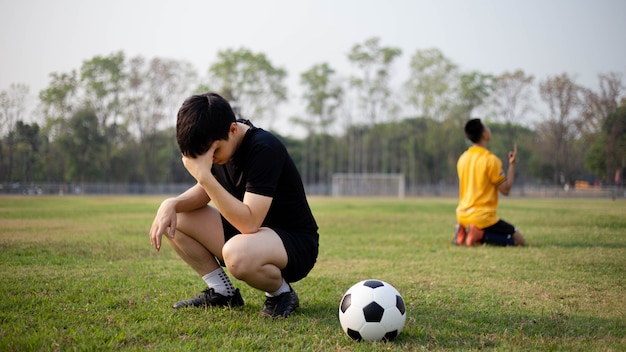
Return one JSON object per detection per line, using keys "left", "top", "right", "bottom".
{"left": 182, "top": 141, "right": 218, "bottom": 184}
{"left": 149, "top": 199, "right": 177, "bottom": 251}
{"left": 508, "top": 144, "right": 518, "bottom": 165}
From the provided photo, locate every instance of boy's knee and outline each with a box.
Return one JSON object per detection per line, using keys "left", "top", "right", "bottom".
{"left": 222, "top": 237, "right": 253, "bottom": 280}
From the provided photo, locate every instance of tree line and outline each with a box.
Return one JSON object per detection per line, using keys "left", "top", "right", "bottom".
{"left": 1, "top": 37, "right": 625, "bottom": 192}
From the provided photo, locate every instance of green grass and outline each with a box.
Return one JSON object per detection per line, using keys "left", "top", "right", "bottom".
{"left": 1, "top": 196, "right": 624, "bottom": 351}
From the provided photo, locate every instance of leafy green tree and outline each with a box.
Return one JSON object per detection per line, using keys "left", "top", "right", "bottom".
{"left": 81, "top": 51, "right": 126, "bottom": 127}
{"left": 488, "top": 122, "right": 538, "bottom": 185}
{"left": 0, "top": 83, "right": 29, "bottom": 181}
{"left": 12, "top": 121, "right": 42, "bottom": 183}
{"left": 603, "top": 103, "right": 626, "bottom": 185}
{"left": 296, "top": 63, "right": 343, "bottom": 185}
{"left": 126, "top": 55, "right": 198, "bottom": 182}
{"left": 299, "top": 63, "right": 343, "bottom": 131}
{"left": 405, "top": 48, "right": 458, "bottom": 121}
{"left": 57, "top": 108, "right": 106, "bottom": 183}
{"left": 456, "top": 71, "right": 494, "bottom": 119}
{"left": 80, "top": 51, "right": 126, "bottom": 181}
{"left": 347, "top": 37, "right": 402, "bottom": 124}
{"left": 39, "top": 71, "right": 78, "bottom": 140}
{"left": 208, "top": 48, "right": 287, "bottom": 127}
{"left": 585, "top": 133, "right": 607, "bottom": 181}
{"left": 38, "top": 71, "right": 80, "bottom": 183}
{"left": 347, "top": 37, "right": 402, "bottom": 173}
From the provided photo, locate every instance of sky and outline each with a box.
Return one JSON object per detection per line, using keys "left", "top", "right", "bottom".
{"left": 1, "top": 0, "right": 625, "bottom": 136}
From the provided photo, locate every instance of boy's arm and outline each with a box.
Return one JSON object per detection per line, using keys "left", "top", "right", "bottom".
{"left": 498, "top": 144, "right": 517, "bottom": 196}
{"left": 199, "top": 176, "right": 271, "bottom": 234}
{"left": 149, "top": 183, "right": 210, "bottom": 251}
{"left": 182, "top": 143, "right": 271, "bottom": 234}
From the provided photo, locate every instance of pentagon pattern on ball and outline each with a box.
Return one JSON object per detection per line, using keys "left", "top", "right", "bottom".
{"left": 363, "top": 301, "right": 385, "bottom": 322}
{"left": 363, "top": 280, "right": 384, "bottom": 289}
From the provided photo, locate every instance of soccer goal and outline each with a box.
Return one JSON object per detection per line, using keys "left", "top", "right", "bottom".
{"left": 331, "top": 173, "right": 405, "bottom": 198}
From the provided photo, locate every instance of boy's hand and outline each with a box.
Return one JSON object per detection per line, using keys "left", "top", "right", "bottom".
{"left": 508, "top": 144, "right": 517, "bottom": 165}
{"left": 149, "top": 199, "right": 177, "bottom": 251}
{"left": 182, "top": 141, "right": 218, "bottom": 183}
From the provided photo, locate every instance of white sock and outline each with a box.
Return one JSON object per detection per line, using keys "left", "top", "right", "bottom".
{"left": 202, "top": 268, "right": 235, "bottom": 297}
{"left": 265, "top": 279, "right": 291, "bottom": 297}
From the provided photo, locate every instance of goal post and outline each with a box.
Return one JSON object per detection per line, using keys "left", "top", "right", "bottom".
{"left": 331, "top": 173, "right": 405, "bottom": 198}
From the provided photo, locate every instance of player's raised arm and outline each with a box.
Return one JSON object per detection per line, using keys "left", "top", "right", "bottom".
{"left": 498, "top": 144, "right": 517, "bottom": 196}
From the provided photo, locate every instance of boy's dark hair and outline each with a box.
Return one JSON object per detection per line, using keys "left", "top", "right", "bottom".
{"left": 464, "top": 118, "right": 484, "bottom": 144}
{"left": 176, "top": 93, "right": 236, "bottom": 158}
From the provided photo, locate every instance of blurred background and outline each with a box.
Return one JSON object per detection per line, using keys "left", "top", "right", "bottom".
{"left": 1, "top": 0, "right": 624, "bottom": 197}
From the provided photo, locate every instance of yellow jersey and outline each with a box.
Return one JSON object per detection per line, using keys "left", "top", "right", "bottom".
{"left": 456, "top": 146, "right": 506, "bottom": 229}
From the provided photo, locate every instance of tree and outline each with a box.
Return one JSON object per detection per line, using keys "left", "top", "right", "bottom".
{"left": 404, "top": 49, "right": 461, "bottom": 185}
{"left": 347, "top": 37, "right": 402, "bottom": 125}
{"left": 404, "top": 48, "right": 458, "bottom": 121}
{"left": 80, "top": 51, "right": 126, "bottom": 181}
{"left": 456, "top": 71, "right": 494, "bottom": 119}
{"left": 580, "top": 72, "right": 625, "bottom": 184}
{"left": 80, "top": 51, "right": 127, "bottom": 181}
{"left": 126, "top": 55, "right": 198, "bottom": 182}
{"left": 299, "top": 63, "right": 343, "bottom": 132}
{"left": 13, "top": 121, "right": 42, "bottom": 183}
{"left": 57, "top": 108, "right": 105, "bottom": 183}
{"left": 38, "top": 71, "right": 80, "bottom": 183}
{"left": 208, "top": 48, "right": 287, "bottom": 127}
{"left": 489, "top": 70, "right": 534, "bottom": 125}
{"left": 39, "top": 71, "right": 78, "bottom": 140}
{"left": 603, "top": 103, "right": 626, "bottom": 185}
{"left": 580, "top": 72, "right": 623, "bottom": 135}
{"left": 347, "top": 37, "right": 402, "bottom": 173}
{"left": 538, "top": 73, "right": 584, "bottom": 184}
{"left": 80, "top": 51, "right": 126, "bottom": 128}
{"left": 0, "top": 83, "right": 29, "bottom": 181}
{"left": 488, "top": 70, "right": 534, "bottom": 146}
{"left": 296, "top": 63, "right": 343, "bottom": 186}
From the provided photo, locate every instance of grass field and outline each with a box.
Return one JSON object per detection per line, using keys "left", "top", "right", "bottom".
{"left": 1, "top": 195, "right": 624, "bottom": 351}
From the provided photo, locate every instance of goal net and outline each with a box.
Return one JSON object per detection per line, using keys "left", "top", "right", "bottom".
{"left": 331, "top": 173, "right": 405, "bottom": 198}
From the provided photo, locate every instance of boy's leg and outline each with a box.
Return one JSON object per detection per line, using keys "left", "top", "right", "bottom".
{"left": 481, "top": 220, "right": 525, "bottom": 246}
{"left": 222, "top": 228, "right": 299, "bottom": 317}
{"left": 481, "top": 231, "right": 515, "bottom": 246}
{"left": 465, "top": 225, "right": 484, "bottom": 247}
{"left": 166, "top": 205, "right": 226, "bottom": 276}
{"left": 167, "top": 206, "right": 244, "bottom": 308}
{"left": 452, "top": 223, "right": 467, "bottom": 246}
{"left": 222, "top": 228, "right": 288, "bottom": 292}
{"left": 512, "top": 231, "right": 526, "bottom": 246}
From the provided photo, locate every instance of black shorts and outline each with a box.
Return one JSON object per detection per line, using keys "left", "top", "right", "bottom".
{"left": 221, "top": 216, "right": 319, "bottom": 283}
{"left": 482, "top": 220, "right": 516, "bottom": 246}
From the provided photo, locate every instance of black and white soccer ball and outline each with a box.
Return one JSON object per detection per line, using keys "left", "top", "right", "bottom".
{"left": 338, "top": 279, "right": 406, "bottom": 342}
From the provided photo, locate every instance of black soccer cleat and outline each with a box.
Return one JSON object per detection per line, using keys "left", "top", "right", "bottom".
{"left": 172, "top": 288, "right": 244, "bottom": 309}
{"left": 260, "top": 287, "right": 300, "bottom": 318}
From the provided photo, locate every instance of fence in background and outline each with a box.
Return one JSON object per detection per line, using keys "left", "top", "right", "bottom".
{"left": 0, "top": 182, "right": 192, "bottom": 196}
{"left": 1, "top": 182, "right": 624, "bottom": 199}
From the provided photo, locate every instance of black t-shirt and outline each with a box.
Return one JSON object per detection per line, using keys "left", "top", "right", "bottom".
{"left": 211, "top": 125, "right": 318, "bottom": 235}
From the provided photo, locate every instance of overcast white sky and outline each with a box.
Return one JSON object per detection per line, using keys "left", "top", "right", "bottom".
{"left": 1, "top": 0, "right": 625, "bottom": 135}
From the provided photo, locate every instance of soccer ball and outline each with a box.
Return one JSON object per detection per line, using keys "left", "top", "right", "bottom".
{"left": 338, "top": 279, "right": 406, "bottom": 342}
